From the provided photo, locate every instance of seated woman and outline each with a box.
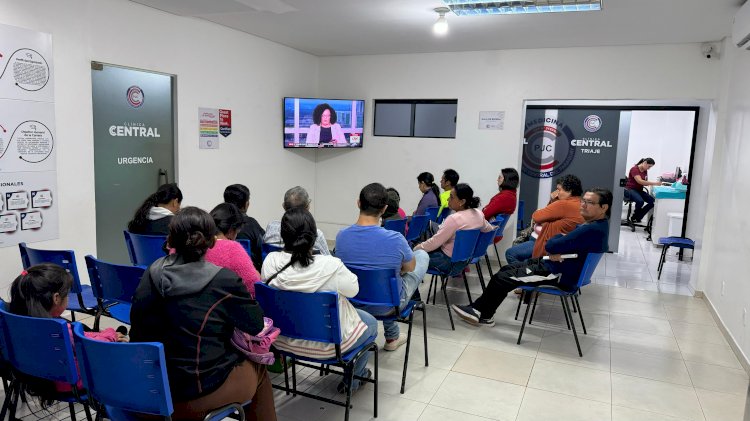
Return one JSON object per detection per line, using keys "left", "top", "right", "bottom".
{"left": 127, "top": 183, "right": 182, "bottom": 235}
{"left": 207, "top": 202, "right": 261, "bottom": 297}
{"left": 381, "top": 187, "right": 405, "bottom": 224}
{"left": 305, "top": 103, "right": 347, "bottom": 147}
{"left": 414, "top": 172, "right": 440, "bottom": 216}
{"left": 387, "top": 187, "right": 407, "bottom": 219}
{"left": 261, "top": 207, "right": 377, "bottom": 394}
{"left": 482, "top": 167, "right": 519, "bottom": 222}
{"left": 415, "top": 183, "right": 495, "bottom": 274}
{"left": 130, "top": 207, "right": 276, "bottom": 421}
{"left": 9, "top": 264, "right": 125, "bottom": 402}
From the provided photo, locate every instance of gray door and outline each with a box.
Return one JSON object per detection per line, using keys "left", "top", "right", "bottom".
{"left": 91, "top": 63, "right": 175, "bottom": 263}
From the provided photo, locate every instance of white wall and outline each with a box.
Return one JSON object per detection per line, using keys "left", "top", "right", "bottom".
{"left": 627, "top": 110, "right": 695, "bottom": 180}
{"left": 697, "top": 36, "right": 750, "bottom": 364}
{"left": 0, "top": 0, "right": 319, "bottom": 296}
{"left": 315, "top": 45, "right": 721, "bottom": 252}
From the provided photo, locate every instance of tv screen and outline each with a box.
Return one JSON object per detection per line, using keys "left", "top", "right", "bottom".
{"left": 284, "top": 97, "right": 365, "bottom": 148}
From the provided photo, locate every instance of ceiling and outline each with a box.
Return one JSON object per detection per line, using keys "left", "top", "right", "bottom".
{"left": 129, "top": 0, "right": 741, "bottom": 56}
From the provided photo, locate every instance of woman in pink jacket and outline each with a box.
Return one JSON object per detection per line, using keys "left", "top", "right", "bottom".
{"left": 415, "top": 183, "right": 494, "bottom": 275}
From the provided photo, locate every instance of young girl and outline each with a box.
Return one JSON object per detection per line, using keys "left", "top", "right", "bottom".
{"left": 127, "top": 182, "right": 183, "bottom": 235}
{"left": 8, "top": 264, "right": 124, "bottom": 402}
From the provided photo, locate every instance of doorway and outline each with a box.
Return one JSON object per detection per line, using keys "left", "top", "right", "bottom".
{"left": 91, "top": 63, "right": 176, "bottom": 263}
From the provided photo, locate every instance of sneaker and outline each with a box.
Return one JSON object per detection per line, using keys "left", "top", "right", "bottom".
{"left": 384, "top": 333, "right": 408, "bottom": 351}
{"left": 451, "top": 304, "right": 480, "bottom": 325}
{"left": 478, "top": 317, "right": 496, "bottom": 327}
{"left": 337, "top": 368, "right": 372, "bottom": 394}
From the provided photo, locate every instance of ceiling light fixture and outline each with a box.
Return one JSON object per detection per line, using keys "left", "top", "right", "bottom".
{"left": 433, "top": 7, "right": 450, "bottom": 36}
{"left": 441, "top": 0, "right": 602, "bottom": 16}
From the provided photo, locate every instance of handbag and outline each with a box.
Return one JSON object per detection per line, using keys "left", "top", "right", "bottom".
{"left": 231, "top": 317, "right": 281, "bottom": 365}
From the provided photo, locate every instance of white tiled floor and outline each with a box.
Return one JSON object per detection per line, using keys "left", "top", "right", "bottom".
{"left": 10, "top": 227, "right": 747, "bottom": 421}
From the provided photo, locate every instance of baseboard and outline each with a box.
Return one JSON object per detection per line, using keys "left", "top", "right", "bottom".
{"left": 702, "top": 292, "right": 750, "bottom": 375}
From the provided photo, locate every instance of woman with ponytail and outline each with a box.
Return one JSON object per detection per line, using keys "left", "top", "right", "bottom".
{"left": 261, "top": 208, "right": 377, "bottom": 394}
{"left": 127, "top": 183, "right": 183, "bottom": 235}
{"left": 415, "top": 183, "right": 495, "bottom": 274}
{"left": 9, "top": 264, "right": 123, "bottom": 404}
{"left": 414, "top": 172, "right": 441, "bottom": 216}
{"left": 130, "top": 207, "right": 277, "bottom": 421}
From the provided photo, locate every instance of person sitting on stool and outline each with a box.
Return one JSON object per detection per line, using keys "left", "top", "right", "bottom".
{"left": 624, "top": 157, "right": 669, "bottom": 225}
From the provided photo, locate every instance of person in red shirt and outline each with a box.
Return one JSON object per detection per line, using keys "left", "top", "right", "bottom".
{"left": 482, "top": 168, "right": 519, "bottom": 221}
{"left": 624, "top": 157, "right": 669, "bottom": 223}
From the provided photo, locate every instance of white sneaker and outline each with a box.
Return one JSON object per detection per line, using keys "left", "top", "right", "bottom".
{"left": 384, "top": 333, "right": 408, "bottom": 351}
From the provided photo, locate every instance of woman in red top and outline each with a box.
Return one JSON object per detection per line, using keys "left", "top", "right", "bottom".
{"left": 483, "top": 168, "right": 519, "bottom": 221}
{"left": 624, "top": 157, "right": 668, "bottom": 223}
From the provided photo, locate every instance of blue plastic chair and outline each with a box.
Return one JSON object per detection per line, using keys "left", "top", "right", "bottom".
{"left": 85, "top": 256, "right": 145, "bottom": 326}
{"left": 515, "top": 253, "right": 604, "bottom": 357}
{"left": 0, "top": 307, "right": 92, "bottom": 421}
{"left": 425, "top": 229, "right": 481, "bottom": 330}
{"left": 516, "top": 200, "right": 526, "bottom": 234}
{"left": 261, "top": 243, "right": 282, "bottom": 261}
{"left": 18, "top": 242, "right": 98, "bottom": 320}
{"left": 123, "top": 231, "right": 167, "bottom": 267}
{"left": 255, "top": 283, "right": 378, "bottom": 421}
{"left": 405, "top": 214, "right": 430, "bottom": 243}
{"left": 71, "top": 324, "right": 246, "bottom": 421}
{"left": 436, "top": 208, "right": 450, "bottom": 225}
{"left": 347, "top": 268, "right": 427, "bottom": 394}
{"left": 657, "top": 237, "right": 694, "bottom": 280}
{"left": 424, "top": 206, "right": 439, "bottom": 222}
{"left": 383, "top": 218, "right": 407, "bottom": 235}
{"left": 487, "top": 214, "right": 511, "bottom": 270}
{"left": 463, "top": 227, "right": 500, "bottom": 299}
{"left": 236, "top": 239, "right": 253, "bottom": 258}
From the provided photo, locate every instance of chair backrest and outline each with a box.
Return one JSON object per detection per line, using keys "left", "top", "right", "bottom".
{"left": 517, "top": 200, "right": 525, "bottom": 231}
{"left": 123, "top": 231, "right": 167, "bottom": 267}
{"left": 405, "top": 215, "right": 429, "bottom": 242}
{"left": 255, "top": 283, "right": 342, "bottom": 344}
{"left": 424, "top": 207, "right": 439, "bottom": 222}
{"left": 261, "top": 243, "right": 282, "bottom": 260}
{"left": 72, "top": 323, "right": 173, "bottom": 417}
{"left": 492, "top": 214, "right": 510, "bottom": 239}
{"left": 18, "top": 242, "right": 84, "bottom": 294}
{"left": 472, "top": 228, "right": 499, "bottom": 260}
{"left": 0, "top": 306, "right": 79, "bottom": 385}
{"left": 383, "top": 218, "right": 407, "bottom": 235}
{"left": 451, "top": 229, "right": 481, "bottom": 263}
{"left": 576, "top": 253, "right": 604, "bottom": 289}
{"left": 436, "top": 209, "right": 450, "bottom": 224}
{"left": 236, "top": 239, "right": 253, "bottom": 258}
{"left": 85, "top": 255, "right": 145, "bottom": 304}
{"left": 347, "top": 268, "right": 400, "bottom": 311}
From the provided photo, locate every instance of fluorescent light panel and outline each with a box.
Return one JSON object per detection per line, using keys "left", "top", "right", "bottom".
{"left": 442, "top": 0, "right": 602, "bottom": 16}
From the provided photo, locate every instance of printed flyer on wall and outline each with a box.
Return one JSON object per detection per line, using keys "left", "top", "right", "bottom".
{"left": 0, "top": 23, "right": 58, "bottom": 247}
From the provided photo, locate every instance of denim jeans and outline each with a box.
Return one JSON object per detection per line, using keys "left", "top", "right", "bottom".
{"left": 345, "top": 309, "right": 378, "bottom": 390}
{"left": 505, "top": 238, "right": 535, "bottom": 265}
{"left": 363, "top": 250, "right": 429, "bottom": 340}
{"left": 624, "top": 188, "right": 655, "bottom": 222}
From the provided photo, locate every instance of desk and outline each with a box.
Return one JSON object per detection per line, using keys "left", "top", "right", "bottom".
{"left": 651, "top": 186, "right": 687, "bottom": 245}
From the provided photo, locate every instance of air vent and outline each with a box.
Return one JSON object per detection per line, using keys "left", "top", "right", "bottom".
{"left": 442, "top": 0, "right": 602, "bottom": 16}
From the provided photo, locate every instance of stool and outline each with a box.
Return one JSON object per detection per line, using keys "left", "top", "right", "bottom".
{"left": 621, "top": 200, "right": 648, "bottom": 232}
{"left": 657, "top": 236, "right": 694, "bottom": 280}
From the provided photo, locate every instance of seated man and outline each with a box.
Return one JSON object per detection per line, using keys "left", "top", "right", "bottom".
{"left": 452, "top": 188, "right": 611, "bottom": 326}
{"left": 264, "top": 186, "right": 331, "bottom": 255}
{"left": 438, "top": 168, "right": 459, "bottom": 217}
{"left": 336, "top": 183, "right": 429, "bottom": 351}
{"left": 224, "top": 184, "right": 265, "bottom": 271}
{"left": 505, "top": 174, "right": 584, "bottom": 265}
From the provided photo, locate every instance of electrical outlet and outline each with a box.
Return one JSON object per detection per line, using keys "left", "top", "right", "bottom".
{"left": 744, "top": 308, "right": 747, "bottom": 327}
{"left": 722, "top": 281, "right": 726, "bottom": 296}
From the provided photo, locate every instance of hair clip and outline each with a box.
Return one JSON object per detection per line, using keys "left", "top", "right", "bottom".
{"left": 20, "top": 270, "right": 28, "bottom": 276}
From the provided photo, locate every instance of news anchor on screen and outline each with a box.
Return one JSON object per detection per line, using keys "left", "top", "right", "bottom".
{"left": 305, "top": 103, "right": 348, "bottom": 147}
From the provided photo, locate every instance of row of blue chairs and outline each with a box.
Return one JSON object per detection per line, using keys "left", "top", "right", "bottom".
{"left": 0, "top": 302, "right": 246, "bottom": 420}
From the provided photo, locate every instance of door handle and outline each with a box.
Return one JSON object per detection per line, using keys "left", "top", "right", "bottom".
{"left": 619, "top": 178, "right": 627, "bottom": 187}
{"left": 159, "top": 168, "right": 169, "bottom": 185}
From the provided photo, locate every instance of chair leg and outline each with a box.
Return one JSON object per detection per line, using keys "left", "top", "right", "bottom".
{"left": 574, "top": 295, "right": 587, "bottom": 335}
{"left": 426, "top": 275, "right": 435, "bottom": 304}
{"left": 291, "top": 359, "right": 297, "bottom": 397}
{"left": 560, "top": 297, "right": 571, "bottom": 330}
{"left": 517, "top": 294, "right": 533, "bottom": 345}
{"left": 528, "top": 292, "right": 540, "bottom": 325}
{"left": 69, "top": 402, "right": 78, "bottom": 421}
{"left": 462, "top": 273, "right": 472, "bottom": 303}
{"left": 421, "top": 304, "right": 429, "bottom": 367}
{"left": 281, "top": 356, "right": 290, "bottom": 395}
{"left": 658, "top": 246, "right": 669, "bottom": 280}
{"left": 442, "top": 277, "right": 455, "bottom": 330}
{"left": 344, "top": 363, "right": 355, "bottom": 421}
{"left": 486, "top": 251, "right": 495, "bottom": 276}
{"left": 476, "top": 263, "right": 486, "bottom": 292}
{"left": 70, "top": 311, "right": 77, "bottom": 321}
{"left": 562, "top": 296, "right": 583, "bottom": 357}
{"left": 400, "top": 311, "right": 414, "bottom": 394}
{"left": 373, "top": 345, "right": 378, "bottom": 419}
{"left": 515, "top": 290, "right": 523, "bottom": 320}
{"left": 0, "top": 380, "right": 15, "bottom": 421}
{"left": 8, "top": 381, "right": 20, "bottom": 421}
{"left": 493, "top": 243, "right": 501, "bottom": 266}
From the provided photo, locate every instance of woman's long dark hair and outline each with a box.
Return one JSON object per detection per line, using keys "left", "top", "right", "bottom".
{"left": 280, "top": 208, "right": 317, "bottom": 268}
{"left": 417, "top": 172, "right": 440, "bottom": 202}
{"left": 168, "top": 206, "right": 216, "bottom": 263}
{"left": 127, "top": 183, "right": 183, "bottom": 233}
{"left": 454, "top": 183, "right": 481, "bottom": 210}
{"left": 210, "top": 203, "right": 245, "bottom": 236}
{"left": 9, "top": 264, "right": 73, "bottom": 408}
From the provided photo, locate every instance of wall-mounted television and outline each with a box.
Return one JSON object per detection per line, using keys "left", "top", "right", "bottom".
{"left": 284, "top": 97, "right": 365, "bottom": 148}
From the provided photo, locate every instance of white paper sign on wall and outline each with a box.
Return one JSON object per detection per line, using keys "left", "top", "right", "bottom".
{"left": 479, "top": 111, "right": 505, "bottom": 130}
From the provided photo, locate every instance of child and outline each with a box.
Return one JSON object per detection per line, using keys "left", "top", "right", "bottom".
{"left": 9, "top": 264, "right": 126, "bottom": 402}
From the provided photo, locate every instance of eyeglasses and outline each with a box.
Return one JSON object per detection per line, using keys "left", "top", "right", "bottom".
{"left": 580, "top": 199, "right": 600, "bottom": 206}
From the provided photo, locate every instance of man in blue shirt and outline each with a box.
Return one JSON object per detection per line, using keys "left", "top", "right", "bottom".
{"left": 452, "top": 188, "right": 612, "bottom": 327}
{"left": 337, "top": 183, "right": 429, "bottom": 351}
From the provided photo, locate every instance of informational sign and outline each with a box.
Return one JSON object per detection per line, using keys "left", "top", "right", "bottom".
{"left": 219, "top": 109, "right": 232, "bottom": 138}
{"left": 199, "top": 107, "right": 219, "bottom": 149}
{"left": 479, "top": 111, "right": 505, "bottom": 130}
{"left": 0, "top": 24, "right": 58, "bottom": 247}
